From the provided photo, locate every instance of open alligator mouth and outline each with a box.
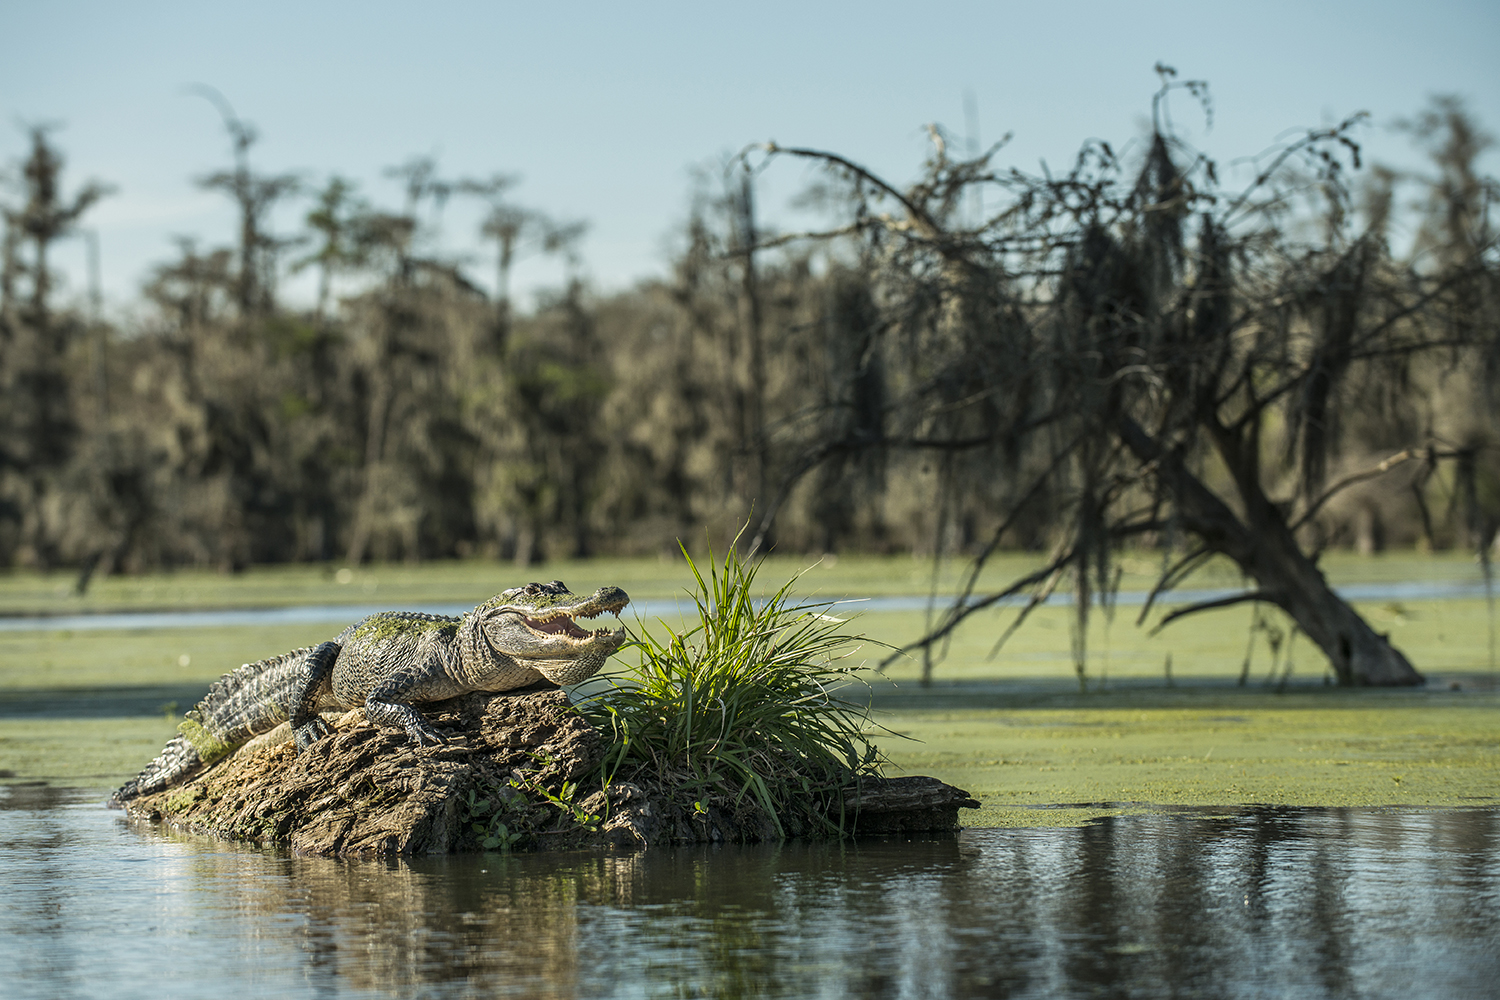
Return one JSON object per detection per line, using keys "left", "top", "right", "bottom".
{"left": 522, "top": 614, "right": 605, "bottom": 640}
{"left": 511, "top": 584, "right": 630, "bottom": 644}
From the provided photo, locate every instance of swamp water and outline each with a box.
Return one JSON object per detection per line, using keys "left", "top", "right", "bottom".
{"left": 2, "top": 787, "right": 1496, "bottom": 1000}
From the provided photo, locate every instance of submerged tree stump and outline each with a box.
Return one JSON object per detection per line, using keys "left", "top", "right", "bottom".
{"left": 124, "top": 686, "right": 979, "bottom": 857}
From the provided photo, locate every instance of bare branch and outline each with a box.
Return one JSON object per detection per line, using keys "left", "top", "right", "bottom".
{"left": 881, "top": 548, "right": 1075, "bottom": 668}
{"left": 1149, "top": 591, "right": 1276, "bottom": 635}
{"left": 1135, "top": 545, "right": 1214, "bottom": 626}
{"left": 1289, "top": 449, "right": 1422, "bottom": 531}
{"left": 751, "top": 143, "right": 942, "bottom": 238}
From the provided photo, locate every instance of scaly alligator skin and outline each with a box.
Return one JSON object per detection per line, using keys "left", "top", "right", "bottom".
{"left": 110, "top": 580, "right": 629, "bottom": 806}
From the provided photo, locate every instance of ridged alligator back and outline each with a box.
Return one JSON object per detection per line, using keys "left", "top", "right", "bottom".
{"left": 331, "top": 612, "right": 467, "bottom": 704}
{"left": 109, "top": 646, "right": 318, "bottom": 805}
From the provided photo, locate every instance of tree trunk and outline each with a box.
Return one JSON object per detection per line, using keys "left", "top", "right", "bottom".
{"left": 1119, "top": 415, "right": 1423, "bottom": 686}
{"left": 1244, "top": 526, "right": 1422, "bottom": 685}
{"left": 733, "top": 172, "right": 772, "bottom": 550}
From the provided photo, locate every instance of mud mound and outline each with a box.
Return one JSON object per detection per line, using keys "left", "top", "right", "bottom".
{"left": 125, "top": 687, "right": 978, "bottom": 857}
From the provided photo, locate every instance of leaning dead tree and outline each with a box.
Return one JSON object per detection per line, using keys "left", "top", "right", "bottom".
{"left": 745, "top": 73, "right": 1498, "bottom": 686}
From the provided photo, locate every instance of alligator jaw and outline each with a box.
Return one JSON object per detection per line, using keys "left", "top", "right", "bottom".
{"left": 520, "top": 609, "right": 626, "bottom": 644}
{"left": 512, "top": 585, "right": 629, "bottom": 644}
{"left": 523, "top": 615, "right": 593, "bottom": 639}
{"left": 480, "top": 584, "right": 631, "bottom": 665}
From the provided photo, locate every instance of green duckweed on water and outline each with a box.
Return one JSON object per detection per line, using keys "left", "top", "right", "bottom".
{"left": 0, "top": 550, "right": 1484, "bottom": 615}
{"left": 869, "top": 684, "right": 1499, "bottom": 827}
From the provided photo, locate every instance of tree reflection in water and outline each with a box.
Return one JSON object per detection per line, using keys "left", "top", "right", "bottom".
{"left": 2, "top": 795, "right": 1497, "bottom": 999}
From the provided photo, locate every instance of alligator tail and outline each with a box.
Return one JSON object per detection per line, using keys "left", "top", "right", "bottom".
{"left": 109, "top": 645, "right": 320, "bottom": 806}
{"left": 108, "top": 733, "right": 202, "bottom": 806}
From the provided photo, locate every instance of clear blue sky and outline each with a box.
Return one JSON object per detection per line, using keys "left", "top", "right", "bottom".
{"left": 3, "top": 0, "right": 1496, "bottom": 315}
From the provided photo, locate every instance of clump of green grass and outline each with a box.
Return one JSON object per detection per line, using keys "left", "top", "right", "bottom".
{"left": 581, "top": 543, "right": 888, "bottom": 837}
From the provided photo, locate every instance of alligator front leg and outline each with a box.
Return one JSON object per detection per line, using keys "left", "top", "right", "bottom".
{"left": 289, "top": 641, "right": 341, "bottom": 752}
{"left": 363, "top": 664, "right": 449, "bottom": 746}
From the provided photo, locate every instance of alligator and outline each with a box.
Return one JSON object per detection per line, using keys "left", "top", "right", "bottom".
{"left": 110, "top": 580, "right": 629, "bottom": 806}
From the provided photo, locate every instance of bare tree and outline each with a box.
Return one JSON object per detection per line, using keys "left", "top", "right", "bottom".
{"left": 728, "top": 162, "right": 772, "bottom": 544}
{"left": 188, "top": 86, "right": 300, "bottom": 319}
{"left": 0, "top": 126, "right": 112, "bottom": 333}
{"left": 294, "top": 176, "right": 368, "bottom": 321}
{"left": 457, "top": 173, "right": 585, "bottom": 349}
{"left": 344, "top": 155, "right": 483, "bottom": 566}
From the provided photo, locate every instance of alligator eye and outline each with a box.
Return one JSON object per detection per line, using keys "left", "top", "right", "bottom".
{"left": 523, "top": 583, "right": 542, "bottom": 595}
{"left": 546, "top": 580, "right": 566, "bottom": 592}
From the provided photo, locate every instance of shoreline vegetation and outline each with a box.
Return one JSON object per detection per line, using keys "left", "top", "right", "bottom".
{"left": 1, "top": 552, "right": 1496, "bottom": 832}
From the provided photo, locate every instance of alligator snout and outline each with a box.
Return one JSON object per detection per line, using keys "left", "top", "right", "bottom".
{"left": 591, "top": 586, "right": 629, "bottom": 614}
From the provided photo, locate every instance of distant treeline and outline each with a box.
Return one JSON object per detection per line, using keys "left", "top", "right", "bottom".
{"left": 0, "top": 83, "right": 1495, "bottom": 598}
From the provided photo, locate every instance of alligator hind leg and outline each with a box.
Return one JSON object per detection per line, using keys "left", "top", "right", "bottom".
{"left": 290, "top": 641, "right": 341, "bottom": 752}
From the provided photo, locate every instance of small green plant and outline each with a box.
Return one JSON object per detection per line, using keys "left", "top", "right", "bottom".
{"left": 508, "top": 766, "right": 602, "bottom": 832}
{"left": 581, "top": 539, "right": 890, "bottom": 838}
{"left": 462, "top": 788, "right": 526, "bottom": 850}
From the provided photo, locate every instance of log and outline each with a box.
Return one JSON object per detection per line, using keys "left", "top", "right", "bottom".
{"left": 841, "top": 775, "right": 982, "bottom": 834}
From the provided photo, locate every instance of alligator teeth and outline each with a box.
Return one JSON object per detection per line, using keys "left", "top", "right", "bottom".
{"left": 523, "top": 615, "right": 591, "bottom": 639}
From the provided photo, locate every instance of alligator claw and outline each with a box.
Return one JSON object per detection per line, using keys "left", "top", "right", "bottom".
{"left": 293, "top": 717, "right": 334, "bottom": 753}
{"left": 407, "top": 723, "right": 448, "bottom": 747}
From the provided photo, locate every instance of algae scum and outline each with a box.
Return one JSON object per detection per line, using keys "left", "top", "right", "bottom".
{"left": 876, "top": 685, "right": 1500, "bottom": 826}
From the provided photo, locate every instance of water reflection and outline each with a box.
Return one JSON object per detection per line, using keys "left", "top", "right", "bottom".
{"left": 2, "top": 791, "right": 1496, "bottom": 999}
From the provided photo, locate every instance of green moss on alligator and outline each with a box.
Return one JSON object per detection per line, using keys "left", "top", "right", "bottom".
{"left": 178, "top": 715, "right": 236, "bottom": 765}
{"left": 348, "top": 613, "right": 459, "bottom": 645}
